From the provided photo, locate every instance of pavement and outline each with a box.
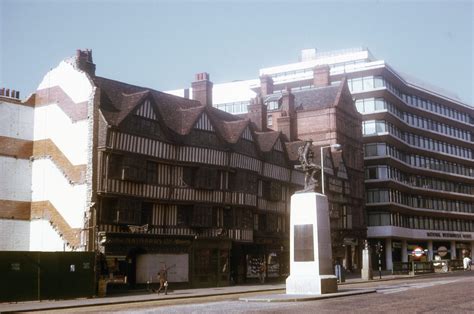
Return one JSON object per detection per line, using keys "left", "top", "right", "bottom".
{"left": 0, "top": 271, "right": 443, "bottom": 313}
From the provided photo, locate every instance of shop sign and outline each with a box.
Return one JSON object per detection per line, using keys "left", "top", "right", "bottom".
{"left": 437, "top": 246, "right": 448, "bottom": 257}
{"left": 426, "top": 232, "right": 472, "bottom": 239}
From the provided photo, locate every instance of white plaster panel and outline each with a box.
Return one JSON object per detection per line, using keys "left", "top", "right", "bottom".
{"left": 31, "top": 159, "right": 86, "bottom": 228}
{"left": 29, "top": 219, "right": 68, "bottom": 251}
{"left": 0, "top": 219, "right": 30, "bottom": 250}
{"left": 0, "top": 157, "right": 32, "bottom": 201}
{"left": 0, "top": 102, "right": 34, "bottom": 140}
{"left": 33, "top": 104, "right": 88, "bottom": 165}
{"left": 37, "top": 61, "right": 93, "bottom": 104}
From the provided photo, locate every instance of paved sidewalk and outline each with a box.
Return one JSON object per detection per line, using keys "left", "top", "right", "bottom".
{"left": 0, "top": 272, "right": 432, "bottom": 313}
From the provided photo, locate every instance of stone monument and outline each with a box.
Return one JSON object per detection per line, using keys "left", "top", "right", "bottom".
{"left": 286, "top": 140, "right": 338, "bottom": 295}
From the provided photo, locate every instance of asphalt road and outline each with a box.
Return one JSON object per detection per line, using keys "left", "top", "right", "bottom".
{"left": 39, "top": 271, "right": 474, "bottom": 313}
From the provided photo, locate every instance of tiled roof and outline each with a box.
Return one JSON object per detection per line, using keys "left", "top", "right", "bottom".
{"left": 285, "top": 141, "right": 305, "bottom": 162}
{"left": 293, "top": 84, "right": 340, "bottom": 110}
{"left": 254, "top": 131, "right": 281, "bottom": 152}
{"left": 93, "top": 76, "right": 261, "bottom": 144}
{"left": 93, "top": 76, "right": 203, "bottom": 127}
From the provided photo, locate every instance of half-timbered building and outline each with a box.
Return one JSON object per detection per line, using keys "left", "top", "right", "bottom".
{"left": 1, "top": 49, "right": 363, "bottom": 290}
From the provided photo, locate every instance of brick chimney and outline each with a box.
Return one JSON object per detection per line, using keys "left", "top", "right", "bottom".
{"left": 0, "top": 87, "right": 20, "bottom": 99}
{"left": 313, "top": 65, "right": 330, "bottom": 87}
{"left": 76, "top": 49, "right": 96, "bottom": 76}
{"left": 280, "top": 86, "right": 295, "bottom": 116}
{"left": 247, "top": 96, "right": 267, "bottom": 131}
{"left": 192, "top": 72, "right": 213, "bottom": 106}
{"left": 277, "top": 87, "right": 297, "bottom": 141}
{"left": 260, "top": 75, "right": 274, "bottom": 96}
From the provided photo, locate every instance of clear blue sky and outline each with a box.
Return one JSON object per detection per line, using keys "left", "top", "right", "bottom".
{"left": 1, "top": 0, "right": 473, "bottom": 105}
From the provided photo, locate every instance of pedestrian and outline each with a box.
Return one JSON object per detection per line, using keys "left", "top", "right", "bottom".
{"left": 258, "top": 261, "right": 266, "bottom": 284}
{"left": 157, "top": 264, "right": 168, "bottom": 295}
{"left": 463, "top": 256, "right": 471, "bottom": 271}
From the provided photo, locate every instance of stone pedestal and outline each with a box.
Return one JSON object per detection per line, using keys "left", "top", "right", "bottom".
{"left": 361, "top": 246, "right": 373, "bottom": 280}
{"left": 286, "top": 192, "right": 337, "bottom": 295}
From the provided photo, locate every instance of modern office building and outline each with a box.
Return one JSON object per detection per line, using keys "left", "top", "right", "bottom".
{"left": 168, "top": 47, "right": 474, "bottom": 269}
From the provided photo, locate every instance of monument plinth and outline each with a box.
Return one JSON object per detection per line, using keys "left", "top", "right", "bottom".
{"left": 286, "top": 192, "right": 337, "bottom": 295}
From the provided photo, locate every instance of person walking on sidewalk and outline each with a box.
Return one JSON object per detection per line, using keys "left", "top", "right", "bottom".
{"left": 157, "top": 264, "right": 169, "bottom": 295}
{"left": 259, "top": 261, "right": 266, "bottom": 284}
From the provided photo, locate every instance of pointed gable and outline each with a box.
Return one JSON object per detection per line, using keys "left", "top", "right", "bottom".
{"left": 241, "top": 126, "right": 254, "bottom": 141}
{"left": 135, "top": 99, "right": 157, "bottom": 120}
{"left": 194, "top": 112, "right": 215, "bottom": 132}
{"left": 274, "top": 137, "right": 284, "bottom": 152}
{"left": 322, "top": 147, "right": 334, "bottom": 176}
{"left": 93, "top": 76, "right": 203, "bottom": 131}
{"left": 333, "top": 151, "right": 348, "bottom": 179}
{"left": 254, "top": 131, "right": 280, "bottom": 152}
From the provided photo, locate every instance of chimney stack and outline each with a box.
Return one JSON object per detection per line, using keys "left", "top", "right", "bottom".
{"left": 260, "top": 75, "right": 274, "bottom": 97}
{"left": 0, "top": 88, "right": 20, "bottom": 99}
{"left": 192, "top": 72, "right": 213, "bottom": 106}
{"left": 247, "top": 96, "right": 267, "bottom": 131}
{"left": 277, "top": 87, "right": 297, "bottom": 141}
{"left": 313, "top": 65, "right": 330, "bottom": 87}
{"left": 76, "top": 49, "right": 96, "bottom": 76}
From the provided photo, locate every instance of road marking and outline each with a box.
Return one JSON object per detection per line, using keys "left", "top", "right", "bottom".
{"left": 377, "top": 279, "right": 461, "bottom": 294}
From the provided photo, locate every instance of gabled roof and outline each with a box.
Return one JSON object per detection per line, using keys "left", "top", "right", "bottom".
{"left": 285, "top": 140, "right": 306, "bottom": 162}
{"left": 206, "top": 106, "right": 256, "bottom": 144}
{"left": 214, "top": 119, "right": 250, "bottom": 144}
{"left": 254, "top": 131, "right": 281, "bottom": 152}
{"left": 93, "top": 76, "right": 203, "bottom": 127}
{"left": 293, "top": 84, "right": 340, "bottom": 110}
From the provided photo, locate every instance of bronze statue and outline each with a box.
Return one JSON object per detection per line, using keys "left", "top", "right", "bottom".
{"left": 295, "top": 140, "right": 320, "bottom": 192}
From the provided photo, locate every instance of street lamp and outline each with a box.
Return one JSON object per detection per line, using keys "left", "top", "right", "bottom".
{"left": 320, "top": 143, "right": 342, "bottom": 195}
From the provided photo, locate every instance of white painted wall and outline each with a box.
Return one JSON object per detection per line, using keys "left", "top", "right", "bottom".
{"left": 0, "top": 219, "right": 30, "bottom": 250}
{"left": 29, "top": 219, "right": 68, "bottom": 251}
{"left": 0, "top": 102, "right": 34, "bottom": 140}
{"left": 33, "top": 104, "right": 88, "bottom": 165}
{"left": 0, "top": 157, "right": 32, "bottom": 201}
{"left": 37, "top": 60, "right": 93, "bottom": 104}
{"left": 31, "top": 159, "right": 86, "bottom": 228}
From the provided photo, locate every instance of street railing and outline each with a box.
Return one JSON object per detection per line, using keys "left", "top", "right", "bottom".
{"left": 392, "top": 259, "right": 464, "bottom": 275}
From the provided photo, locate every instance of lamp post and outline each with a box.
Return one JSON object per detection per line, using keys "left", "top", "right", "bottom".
{"left": 320, "top": 143, "right": 342, "bottom": 195}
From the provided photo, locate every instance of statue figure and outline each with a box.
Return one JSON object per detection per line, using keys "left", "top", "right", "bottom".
{"left": 295, "top": 140, "right": 320, "bottom": 192}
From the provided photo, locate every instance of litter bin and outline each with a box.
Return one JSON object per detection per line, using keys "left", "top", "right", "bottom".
{"left": 98, "top": 278, "right": 107, "bottom": 297}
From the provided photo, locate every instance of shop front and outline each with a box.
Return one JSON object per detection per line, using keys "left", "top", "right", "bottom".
{"left": 99, "top": 232, "right": 194, "bottom": 291}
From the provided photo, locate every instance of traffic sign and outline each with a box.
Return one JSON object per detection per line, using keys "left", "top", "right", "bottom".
{"left": 437, "top": 246, "right": 448, "bottom": 257}
{"left": 412, "top": 247, "right": 424, "bottom": 257}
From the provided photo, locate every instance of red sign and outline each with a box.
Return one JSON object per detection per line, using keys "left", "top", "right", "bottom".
{"left": 412, "top": 247, "right": 424, "bottom": 257}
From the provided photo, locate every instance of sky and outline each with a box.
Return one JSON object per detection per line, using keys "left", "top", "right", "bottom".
{"left": 1, "top": 0, "right": 473, "bottom": 105}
